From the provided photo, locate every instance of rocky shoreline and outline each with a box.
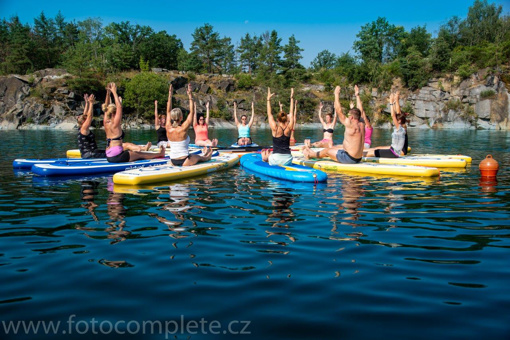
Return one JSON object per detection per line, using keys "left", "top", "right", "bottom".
{"left": 1, "top": 68, "right": 508, "bottom": 130}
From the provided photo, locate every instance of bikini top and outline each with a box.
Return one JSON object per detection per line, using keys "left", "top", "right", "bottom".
{"left": 323, "top": 128, "right": 334, "bottom": 133}
{"left": 106, "top": 130, "right": 125, "bottom": 147}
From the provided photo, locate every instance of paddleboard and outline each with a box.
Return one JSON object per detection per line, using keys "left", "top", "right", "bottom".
{"left": 32, "top": 158, "right": 170, "bottom": 177}
{"left": 14, "top": 157, "right": 105, "bottom": 169}
{"left": 113, "top": 153, "right": 238, "bottom": 185}
{"left": 240, "top": 153, "right": 327, "bottom": 183}
{"left": 292, "top": 157, "right": 440, "bottom": 177}
{"left": 230, "top": 142, "right": 259, "bottom": 148}
{"left": 362, "top": 156, "right": 467, "bottom": 168}
{"left": 406, "top": 154, "right": 472, "bottom": 163}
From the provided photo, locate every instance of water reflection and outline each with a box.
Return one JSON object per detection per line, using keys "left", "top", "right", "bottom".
{"left": 151, "top": 183, "right": 194, "bottom": 239}
{"left": 80, "top": 180, "right": 100, "bottom": 222}
{"left": 266, "top": 188, "right": 297, "bottom": 247}
{"left": 105, "top": 186, "right": 130, "bottom": 244}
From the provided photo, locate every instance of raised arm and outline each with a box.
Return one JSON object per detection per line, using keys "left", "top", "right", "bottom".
{"left": 166, "top": 84, "right": 173, "bottom": 114}
{"left": 318, "top": 102, "right": 325, "bottom": 126}
{"left": 104, "top": 87, "right": 111, "bottom": 107}
{"left": 389, "top": 92, "right": 400, "bottom": 128}
{"left": 205, "top": 101, "right": 210, "bottom": 125}
{"left": 109, "top": 83, "right": 123, "bottom": 127}
{"left": 182, "top": 84, "right": 194, "bottom": 129}
{"left": 334, "top": 86, "right": 348, "bottom": 126}
{"left": 355, "top": 85, "right": 371, "bottom": 129}
{"left": 267, "top": 87, "right": 276, "bottom": 130}
{"left": 289, "top": 88, "right": 294, "bottom": 119}
{"left": 288, "top": 99, "right": 296, "bottom": 130}
{"left": 192, "top": 100, "right": 198, "bottom": 128}
{"left": 154, "top": 100, "right": 159, "bottom": 129}
{"left": 233, "top": 101, "right": 239, "bottom": 126}
{"left": 248, "top": 102, "right": 255, "bottom": 127}
{"left": 394, "top": 90, "right": 401, "bottom": 114}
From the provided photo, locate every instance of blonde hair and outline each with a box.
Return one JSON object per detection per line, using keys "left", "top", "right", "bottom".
{"left": 277, "top": 111, "right": 288, "bottom": 123}
{"left": 102, "top": 103, "right": 116, "bottom": 120}
{"left": 77, "top": 114, "right": 86, "bottom": 127}
{"left": 170, "top": 108, "right": 183, "bottom": 128}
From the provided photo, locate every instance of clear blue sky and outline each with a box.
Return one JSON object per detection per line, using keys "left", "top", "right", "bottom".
{"left": 1, "top": 0, "right": 509, "bottom": 66}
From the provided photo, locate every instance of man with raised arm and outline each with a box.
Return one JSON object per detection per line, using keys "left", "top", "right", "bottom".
{"left": 302, "top": 86, "right": 365, "bottom": 164}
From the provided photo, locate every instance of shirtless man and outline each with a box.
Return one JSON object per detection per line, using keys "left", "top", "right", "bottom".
{"left": 302, "top": 86, "right": 365, "bottom": 164}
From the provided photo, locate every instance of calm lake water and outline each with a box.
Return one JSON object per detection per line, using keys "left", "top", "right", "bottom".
{"left": 1, "top": 127, "right": 509, "bottom": 340}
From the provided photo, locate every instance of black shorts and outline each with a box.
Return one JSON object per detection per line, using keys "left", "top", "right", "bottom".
{"left": 171, "top": 156, "right": 189, "bottom": 167}
{"left": 82, "top": 150, "right": 106, "bottom": 159}
{"left": 375, "top": 148, "right": 400, "bottom": 158}
{"left": 107, "top": 151, "right": 131, "bottom": 163}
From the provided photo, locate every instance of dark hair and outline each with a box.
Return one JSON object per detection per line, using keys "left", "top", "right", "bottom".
{"left": 197, "top": 113, "right": 205, "bottom": 124}
{"left": 348, "top": 108, "right": 361, "bottom": 120}
{"left": 277, "top": 111, "right": 288, "bottom": 123}
{"left": 241, "top": 115, "right": 247, "bottom": 120}
{"left": 396, "top": 113, "right": 406, "bottom": 125}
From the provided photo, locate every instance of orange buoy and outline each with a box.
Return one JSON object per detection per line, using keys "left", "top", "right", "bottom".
{"left": 479, "top": 155, "right": 499, "bottom": 177}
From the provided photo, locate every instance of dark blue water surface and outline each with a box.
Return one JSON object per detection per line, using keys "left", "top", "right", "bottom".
{"left": 0, "top": 127, "right": 509, "bottom": 340}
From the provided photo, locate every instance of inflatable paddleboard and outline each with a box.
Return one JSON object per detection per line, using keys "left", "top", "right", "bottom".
{"left": 240, "top": 153, "right": 327, "bottom": 183}
{"left": 113, "top": 153, "right": 239, "bottom": 185}
{"left": 362, "top": 156, "right": 467, "bottom": 168}
{"left": 406, "top": 154, "right": 472, "bottom": 163}
{"left": 230, "top": 142, "right": 259, "bottom": 148}
{"left": 292, "top": 157, "right": 440, "bottom": 177}
{"left": 32, "top": 158, "right": 169, "bottom": 177}
{"left": 13, "top": 157, "right": 105, "bottom": 169}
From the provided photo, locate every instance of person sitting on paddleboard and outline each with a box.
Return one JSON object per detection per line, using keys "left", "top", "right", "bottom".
{"left": 311, "top": 101, "right": 337, "bottom": 148}
{"left": 193, "top": 101, "right": 218, "bottom": 147}
{"left": 77, "top": 93, "right": 106, "bottom": 159}
{"left": 302, "top": 86, "right": 364, "bottom": 164}
{"left": 261, "top": 87, "right": 296, "bottom": 166}
{"left": 364, "top": 91, "right": 407, "bottom": 158}
{"left": 154, "top": 87, "right": 170, "bottom": 148}
{"left": 103, "top": 82, "right": 164, "bottom": 163}
{"left": 234, "top": 101, "right": 255, "bottom": 146}
{"left": 166, "top": 84, "right": 212, "bottom": 167}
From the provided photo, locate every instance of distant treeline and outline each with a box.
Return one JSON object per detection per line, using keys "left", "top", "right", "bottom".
{"left": 0, "top": 0, "right": 509, "bottom": 91}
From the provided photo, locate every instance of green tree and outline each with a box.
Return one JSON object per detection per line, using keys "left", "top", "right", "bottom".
{"left": 400, "top": 47, "right": 430, "bottom": 89}
{"left": 177, "top": 48, "right": 202, "bottom": 72}
{"left": 33, "top": 12, "right": 59, "bottom": 69}
{"left": 353, "top": 17, "right": 405, "bottom": 64}
{"left": 310, "top": 50, "right": 337, "bottom": 71}
{"left": 257, "top": 30, "right": 282, "bottom": 75}
{"left": 404, "top": 25, "right": 432, "bottom": 56}
{"left": 282, "top": 34, "right": 304, "bottom": 70}
{"left": 140, "top": 31, "right": 182, "bottom": 70}
{"left": 190, "top": 23, "right": 224, "bottom": 73}
{"left": 460, "top": 0, "right": 502, "bottom": 46}
{"left": 104, "top": 21, "right": 154, "bottom": 69}
{"left": 123, "top": 72, "right": 168, "bottom": 118}
{"left": 237, "top": 33, "right": 261, "bottom": 75}
{"left": 4, "top": 16, "right": 34, "bottom": 74}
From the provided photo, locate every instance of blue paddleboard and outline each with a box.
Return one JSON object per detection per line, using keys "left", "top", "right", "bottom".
{"left": 240, "top": 153, "right": 327, "bottom": 183}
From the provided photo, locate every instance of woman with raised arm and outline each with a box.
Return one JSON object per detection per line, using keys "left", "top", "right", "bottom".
{"left": 352, "top": 85, "right": 373, "bottom": 149}
{"left": 311, "top": 100, "right": 337, "bottom": 148}
{"left": 166, "top": 84, "right": 212, "bottom": 166}
{"left": 154, "top": 97, "right": 168, "bottom": 148}
{"left": 193, "top": 101, "right": 218, "bottom": 147}
{"left": 77, "top": 94, "right": 106, "bottom": 159}
{"left": 103, "top": 83, "right": 164, "bottom": 163}
{"left": 234, "top": 101, "right": 255, "bottom": 146}
{"left": 261, "top": 88, "right": 295, "bottom": 166}
{"left": 364, "top": 91, "right": 406, "bottom": 158}
{"left": 393, "top": 90, "right": 408, "bottom": 155}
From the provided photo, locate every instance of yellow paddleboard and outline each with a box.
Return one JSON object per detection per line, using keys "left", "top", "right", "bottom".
{"left": 292, "top": 157, "right": 440, "bottom": 177}
{"left": 113, "top": 153, "right": 239, "bottom": 185}
{"left": 362, "top": 157, "right": 466, "bottom": 168}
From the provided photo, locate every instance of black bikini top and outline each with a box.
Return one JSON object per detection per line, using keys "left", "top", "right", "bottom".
{"left": 106, "top": 130, "right": 125, "bottom": 146}
{"left": 323, "top": 128, "right": 334, "bottom": 133}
